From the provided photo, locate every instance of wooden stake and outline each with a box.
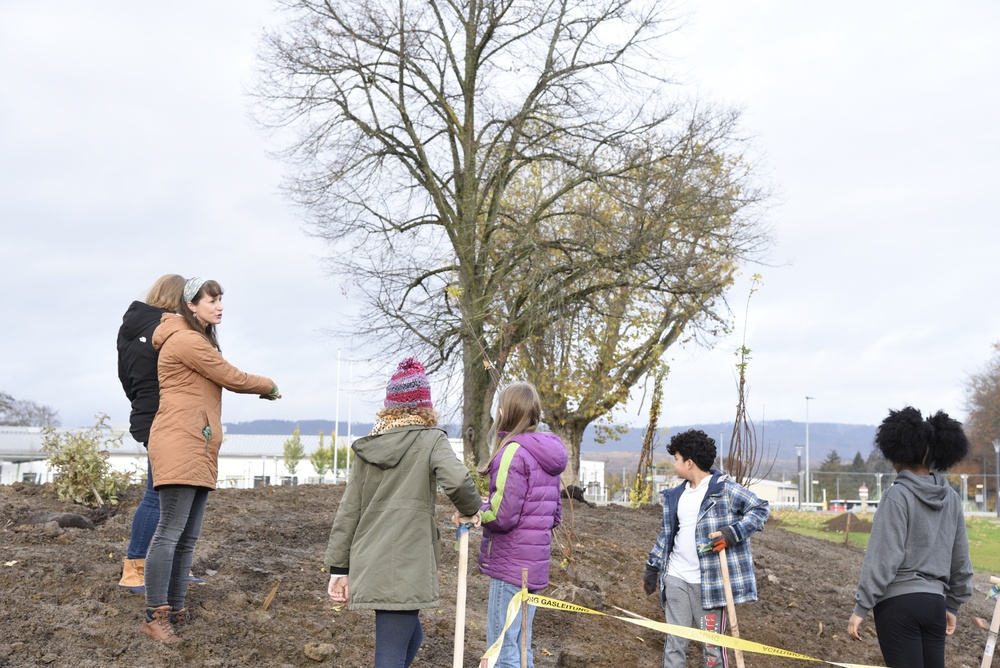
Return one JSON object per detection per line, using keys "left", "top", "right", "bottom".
{"left": 453, "top": 525, "right": 470, "bottom": 668}
{"left": 718, "top": 548, "right": 745, "bottom": 668}
{"left": 521, "top": 569, "right": 529, "bottom": 668}
{"left": 981, "top": 575, "right": 1000, "bottom": 668}
{"left": 261, "top": 580, "right": 280, "bottom": 612}
{"left": 844, "top": 512, "right": 852, "bottom": 546}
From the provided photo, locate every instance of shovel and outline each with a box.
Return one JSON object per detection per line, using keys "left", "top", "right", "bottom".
{"left": 454, "top": 522, "right": 471, "bottom": 668}
{"left": 981, "top": 575, "right": 1000, "bottom": 668}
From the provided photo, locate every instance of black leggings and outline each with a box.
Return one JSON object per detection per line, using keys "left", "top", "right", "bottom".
{"left": 873, "top": 592, "right": 946, "bottom": 668}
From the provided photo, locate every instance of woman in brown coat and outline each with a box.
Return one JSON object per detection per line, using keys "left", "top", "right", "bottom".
{"left": 140, "top": 277, "right": 280, "bottom": 643}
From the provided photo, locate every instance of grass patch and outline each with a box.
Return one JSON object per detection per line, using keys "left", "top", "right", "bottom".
{"left": 770, "top": 510, "right": 1000, "bottom": 573}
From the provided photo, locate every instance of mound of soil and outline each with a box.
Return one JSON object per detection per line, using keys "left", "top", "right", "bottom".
{"left": 0, "top": 483, "right": 995, "bottom": 667}
{"left": 822, "top": 512, "right": 874, "bottom": 534}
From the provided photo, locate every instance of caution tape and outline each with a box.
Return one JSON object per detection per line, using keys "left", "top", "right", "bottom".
{"left": 481, "top": 590, "right": 885, "bottom": 668}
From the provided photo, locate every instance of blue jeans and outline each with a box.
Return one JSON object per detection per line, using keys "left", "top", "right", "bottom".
{"left": 486, "top": 577, "right": 537, "bottom": 668}
{"left": 126, "top": 453, "right": 160, "bottom": 559}
{"left": 144, "top": 485, "right": 209, "bottom": 610}
{"left": 374, "top": 610, "right": 422, "bottom": 668}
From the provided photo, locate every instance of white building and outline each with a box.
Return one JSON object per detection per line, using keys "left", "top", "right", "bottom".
{"left": 1, "top": 427, "right": 608, "bottom": 499}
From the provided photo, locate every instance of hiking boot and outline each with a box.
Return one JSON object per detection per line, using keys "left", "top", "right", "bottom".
{"left": 141, "top": 605, "right": 181, "bottom": 643}
{"left": 169, "top": 607, "right": 189, "bottom": 627}
{"left": 118, "top": 558, "right": 145, "bottom": 594}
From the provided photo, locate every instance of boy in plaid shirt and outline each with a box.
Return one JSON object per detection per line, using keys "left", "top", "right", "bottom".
{"left": 643, "top": 430, "right": 769, "bottom": 668}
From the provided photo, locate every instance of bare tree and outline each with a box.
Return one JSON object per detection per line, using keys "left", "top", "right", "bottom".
{"left": 255, "top": 0, "right": 757, "bottom": 463}
{"left": 963, "top": 342, "right": 1000, "bottom": 477}
{"left": 0, "top": 391, "right": 61, "bottom": 427}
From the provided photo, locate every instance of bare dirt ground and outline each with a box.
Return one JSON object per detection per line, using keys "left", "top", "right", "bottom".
{"left": 1, "top": 482, "right": 997, "bottom": 668}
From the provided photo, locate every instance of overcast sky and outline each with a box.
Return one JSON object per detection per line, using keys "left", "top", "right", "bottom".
{"left": 2, "top": 1, "right": 997, "bottom": 433}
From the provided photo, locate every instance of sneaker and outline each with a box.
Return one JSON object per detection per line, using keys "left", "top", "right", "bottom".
{"left": 186, "top": 572, "right": 205, "bottom": 585}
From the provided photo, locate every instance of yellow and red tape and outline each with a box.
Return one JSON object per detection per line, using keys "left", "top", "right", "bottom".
{"left": 480, "top": 589, "right": 885, "bottom": 668}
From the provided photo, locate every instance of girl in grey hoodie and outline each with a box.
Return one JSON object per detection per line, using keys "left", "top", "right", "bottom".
{"left": 847, "top": 407, "right": 973, "bottom": 668}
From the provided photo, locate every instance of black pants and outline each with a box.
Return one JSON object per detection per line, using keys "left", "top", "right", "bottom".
{"left": 873, "top": 592, "right": 946, "bottom": 668}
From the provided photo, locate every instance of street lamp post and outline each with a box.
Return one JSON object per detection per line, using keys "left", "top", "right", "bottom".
{"left": 993, "top": 440, "right": 1000, "bottom": 518}
{"left": 960, "top": 474, "right": 968, "bottom": 514}
{"left": 795, "top": 445, "right": 803, "bottom": 511}
{"left": 805, "top": 396, "right": 814, "bottom": 504}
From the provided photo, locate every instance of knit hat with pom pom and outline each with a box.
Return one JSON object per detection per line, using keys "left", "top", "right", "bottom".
{"left": 384, "top": 357, "right": 433, "bottom": 409}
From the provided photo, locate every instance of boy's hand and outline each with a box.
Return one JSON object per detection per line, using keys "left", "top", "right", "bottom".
{"left": 709, "top": 526, "right": 737, "bottom": 552}
{"left": 642, "top": 564, "right": 659, "bottom": 595}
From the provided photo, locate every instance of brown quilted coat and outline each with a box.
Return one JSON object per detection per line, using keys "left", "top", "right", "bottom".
{"left": 148, "top": 314, "right": 274, "bottom": 489}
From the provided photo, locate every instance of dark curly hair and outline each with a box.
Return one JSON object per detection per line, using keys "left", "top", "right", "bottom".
{"left": 874, "top": 406, "right": 968, "bottom": 472}
{"left": 667, "top": 429, "right": 717, "bottom": 472}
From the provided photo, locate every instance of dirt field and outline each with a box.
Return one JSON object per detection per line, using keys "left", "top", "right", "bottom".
{"left": 1, "top": 482, "right": 996, "bottom": 668}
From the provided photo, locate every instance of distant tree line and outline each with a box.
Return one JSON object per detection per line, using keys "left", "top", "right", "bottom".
{"left": 813, "top": 448, "right": 895, "bottom": 500}
{"left": 0, "top": 391, "right": 60, "bottom": 427}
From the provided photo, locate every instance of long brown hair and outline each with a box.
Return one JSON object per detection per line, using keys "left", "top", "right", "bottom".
{"left": 178, "top": 279, "right": 224, "bottom": 350}
{"left": 145, "top": 274, "right": 185, "bottom": 310}
{"left": 478, "top": 381, "right": 541, "bottom": 475}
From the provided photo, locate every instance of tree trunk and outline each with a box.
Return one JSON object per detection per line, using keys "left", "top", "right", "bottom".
{"left": 461, "top": 337, "right": 498, "bottom": 467}
{"left": 551, "top": 420, "right": 587, "bottom": 490}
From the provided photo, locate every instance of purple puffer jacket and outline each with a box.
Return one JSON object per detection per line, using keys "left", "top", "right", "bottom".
{"left": 478, "top": 431, "right": 568, "bottom": 590}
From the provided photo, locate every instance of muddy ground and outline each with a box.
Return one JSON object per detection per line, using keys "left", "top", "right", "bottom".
{"left": 1, "top": 482, "right": 997, "bottom": 668}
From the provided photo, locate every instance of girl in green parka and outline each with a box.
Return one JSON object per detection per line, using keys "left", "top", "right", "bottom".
{"left": 325, "top": 357, "right": 481, "bottom": 668}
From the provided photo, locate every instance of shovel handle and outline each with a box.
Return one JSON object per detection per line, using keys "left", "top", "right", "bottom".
{"left": 718, "top": 548, "right": 746, "bottom": 668}
{"left": 453, "top": 524, "right": 471, "bottom": 668}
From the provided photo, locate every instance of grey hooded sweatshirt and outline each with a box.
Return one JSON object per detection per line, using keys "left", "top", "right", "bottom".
{"left": 852, "top": 470, "right": 973, "bottom": 618}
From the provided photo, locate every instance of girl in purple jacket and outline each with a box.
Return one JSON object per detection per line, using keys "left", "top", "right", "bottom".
{"left": 477, "top": 382, "right": 567, "bottom": 668}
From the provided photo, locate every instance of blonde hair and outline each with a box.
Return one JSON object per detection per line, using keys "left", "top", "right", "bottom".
{"left": 145, "top": 274, "right": 185, "bottom": 310}
{"left": 478, "top": 381, "right": 541, "bottom": 476}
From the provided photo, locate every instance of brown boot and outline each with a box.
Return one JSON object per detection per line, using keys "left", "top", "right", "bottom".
{"left": 118, "top": 558, "right": 145, "bottom": 594}
{"left": 141, "top": 605, "right": 182, "bottom": 643}
{"left": 169, "top": 607, "right": 189, "bottom": 627}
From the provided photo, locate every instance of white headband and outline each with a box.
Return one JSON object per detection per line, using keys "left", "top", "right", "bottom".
{"left": 183, "top": 277, "right": 207, "bottom": 303}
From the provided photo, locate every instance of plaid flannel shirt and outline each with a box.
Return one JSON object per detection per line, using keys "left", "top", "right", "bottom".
{"left": 646, "top": 470, "right": 769, "bottom": 610}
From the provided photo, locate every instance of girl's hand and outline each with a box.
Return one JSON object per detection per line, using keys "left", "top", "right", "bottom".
{"left": 945, "top": 610, "right": 957, "bottom": 636}
{"left": 328, "top": 575, "right": 349, "bottom": 603}
{"left": 452, "top": 511, "right": 481, "bottom": 528}
{"left": 847, "top": 613, "right": 864, "bottom": 640}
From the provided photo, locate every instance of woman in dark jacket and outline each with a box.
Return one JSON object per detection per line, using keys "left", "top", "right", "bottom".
{"left": 116, "top": 274, "right": 186, "bottom": 593}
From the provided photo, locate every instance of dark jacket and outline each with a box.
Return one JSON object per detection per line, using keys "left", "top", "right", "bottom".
{"left": 478, "top": 431, "right": 567, "bottom": 590}
{"left": 325, "top": 425, "right": 481, "bottom": 610}
{"left": 117, "top": 301, "right": 170, "bottom": 443}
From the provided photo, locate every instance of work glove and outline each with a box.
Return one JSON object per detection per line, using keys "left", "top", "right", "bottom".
{"left": 260, "top": 385, "right": 282, "bottom": 400}
{"left": 642, "top": 564, "right": 659, "bottom": 596}
{"left": 711, "top": 525, "right": 738, "bottom": 553}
